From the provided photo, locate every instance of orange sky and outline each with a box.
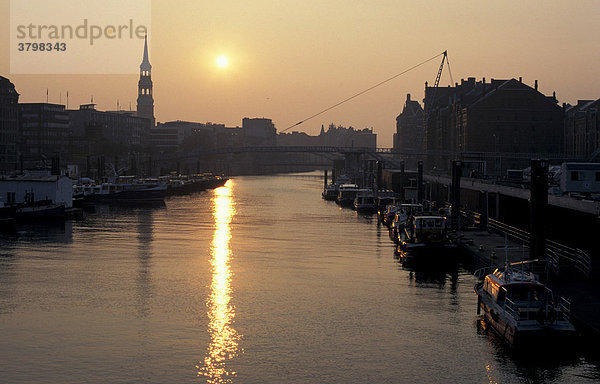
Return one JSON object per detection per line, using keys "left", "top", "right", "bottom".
{"left": 2, "top": 0, "right": 599, "bottom": 147}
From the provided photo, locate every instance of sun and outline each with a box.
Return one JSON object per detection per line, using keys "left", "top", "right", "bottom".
{"left": 216, "top": 56, "right": 229, "bottom": 68}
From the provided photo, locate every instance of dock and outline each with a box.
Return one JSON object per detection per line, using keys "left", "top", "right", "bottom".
{"left": 454, "top": 227, "right": 600, "bottom": 340}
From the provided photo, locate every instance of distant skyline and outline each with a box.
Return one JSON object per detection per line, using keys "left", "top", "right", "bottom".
{"left": 2, "top": 0, "right": 600, "bottom": 147}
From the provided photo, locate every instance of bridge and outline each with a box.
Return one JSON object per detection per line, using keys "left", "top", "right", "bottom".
{"left": 154, "top": 146, "right": 405, "bottom": 175}
{"left": 152, "top": 145, "right": 585, "bottom": 176}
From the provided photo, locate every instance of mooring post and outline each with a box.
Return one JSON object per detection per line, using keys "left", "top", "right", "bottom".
{"left": 451, "top": 160, "right": 462, "bottom": 230}
{"left": 376, "top": 161, "right": 383, "bottom": 192}
{"left": 480, "top": 190, "right": 488, "bottom": 230}
{"left": 399, "top": 160, "right": 405, "bottom": 203}
{"left": 417, "top": 160, "right": 424, "bottom": 203}
{"left": 530, "top": 159, "right": 549, "bottom": 260}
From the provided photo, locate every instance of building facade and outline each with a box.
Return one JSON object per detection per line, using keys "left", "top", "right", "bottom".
{"left": 277, "top": 123, "right": 377, "bottom": 148}
{"left": 242, "top": 118, "right": 276, "bottom": 146}
{"left": 394, "top": 93, "right": 424, "bottom": 154}
{"left": 564, "top": 99, "right": 600, "bottom": 159}
{"left": 0, "top": 76, "right": 19, "bottom": 173}
{"left": 151, "top": 121, "right": 226, "bottom": 153}
{"left": 424, "top": 77, "right": 564, "bottom": 174}
{"left": 20, "top": 103, "right": 70, "bottom": 164}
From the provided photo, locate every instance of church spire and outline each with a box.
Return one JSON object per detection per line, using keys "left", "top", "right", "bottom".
{"left": 140, "top": 34, "right": 151, "bottom": 71}
{"left": 137, "top": 34, "right": 154, "bottom": 127}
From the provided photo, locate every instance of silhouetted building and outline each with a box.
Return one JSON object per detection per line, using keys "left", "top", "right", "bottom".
{"left": 395, "top": 93, "right": 424, "bottom": 154}
{"left": 137, "top": 35, "right": 154, "bottom": 127}
{"left": 277, "top": 123, "right": 377, "bottom": 148}
{"left": 68, "top": 104, "right": 151, "bottom": 159}
{"left": 277, "top": 131, "right": 318, "bottom": 146}
{"left": 320, "top": 124, "right": 376, "bottom": 148}
{"left": 152, "top": 121, "right": 226, "bottom": 153}
{"left": 20, "top": 103, "right": 70, "bottom": 163}
{"left": 564, "top": 99, "right": 600, "bottom": 159}
{"left": 0, "top": 76, "right": 19, "bottom": 172}
{"left": 424, "top": 77, "right": 563, "bottom": 174}
{"left": 242, "top": 117, "right": 276, "bottom": 146}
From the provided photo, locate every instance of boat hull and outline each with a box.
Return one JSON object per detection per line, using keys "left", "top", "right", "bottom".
{"left": 94, "top": 188, "right": 165, "bottom": 204}
{"left": 166, "top": 177, "right": 227, "bottom": 196}
{"left": 15, "top": 203, "right": 66, "bottom": 220}
{"left": 396, "top": 242, "right": 458, "bottom": 265}
{"left": 477, "top": 292, "right": 576, "bottom": 347}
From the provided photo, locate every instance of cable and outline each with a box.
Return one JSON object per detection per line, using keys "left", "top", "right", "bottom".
{"left": 445, "top": 53, "right": 455, "bottom": 86}
{"left": 281, "top": 51, "right": 446, "bottom": 133}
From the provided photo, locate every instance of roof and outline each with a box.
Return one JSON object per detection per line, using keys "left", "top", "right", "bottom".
{"left": 0, "top": 175, "right": 68, "bottom": 182}
{"left": 487, "top": 268, "right": 543, "bottom": 287}
{"left": 140, "top": 35, "right": 152, "bottom": 70}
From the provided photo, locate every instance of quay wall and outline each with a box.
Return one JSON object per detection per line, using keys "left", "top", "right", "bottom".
{"left": 425, "top": 175, "right": 599, "bottom": 258}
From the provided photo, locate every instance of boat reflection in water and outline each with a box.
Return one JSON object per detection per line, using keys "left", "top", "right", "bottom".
{"left": 198, "top": 181, "right": 242, "bottom": 383}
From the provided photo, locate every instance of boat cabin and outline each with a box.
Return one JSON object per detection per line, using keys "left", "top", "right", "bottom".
{"left": 480, "top": 268, "right": 559, "bottom": 324}
{"left": 337, "top": 184, "right": 359, "bottom": 203}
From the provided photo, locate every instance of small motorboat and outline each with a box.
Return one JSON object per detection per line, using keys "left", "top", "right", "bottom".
{"left": 474, "top": 262, "right": 576, "bottom": 346}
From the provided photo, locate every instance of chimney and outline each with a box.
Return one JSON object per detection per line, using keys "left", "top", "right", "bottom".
{"left": 534, "top": 80, "right": 538, "bottom": 91}
{"left": 519, "top": 77, "right": 522, "bottom": 83}
{"left": 407, "top": 93, "right": 411, "bottom": 101}
{"left": 483, "top": 77, "right": 487, "bottom": 94}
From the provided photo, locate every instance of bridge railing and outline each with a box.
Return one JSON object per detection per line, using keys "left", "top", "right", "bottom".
{"left": 462, "top": 210, "right": 591, "bottom": 278}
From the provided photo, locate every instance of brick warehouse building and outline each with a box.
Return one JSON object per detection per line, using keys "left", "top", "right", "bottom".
{"left": 424, "top": 77, "right": 563, "bottom": 175}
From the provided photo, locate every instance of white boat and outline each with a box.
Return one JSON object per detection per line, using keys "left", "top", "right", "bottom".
{"left": 389, "top": 203, "right": 423, "bottom": 240}
{"left": 397, "top": 215, "right": 457, "bottom": 262}
{"left": 336, "top": 184, "right": 359, "bottom": 207}
{"left": 376, "top": 190, "right": 397, "bottom": 213}
{"left": 474, "top": 263, "right": 576, "bottom": 346}
{"left": 353, "top": 189, "right": 377, "bottom": 212}
{"left": 322, "top": 184, "right": 338, "bottom": 200}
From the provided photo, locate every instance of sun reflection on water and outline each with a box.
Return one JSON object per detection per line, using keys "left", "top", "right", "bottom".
{"left": 198, "top": 181, "right": 241, "bottom": 383}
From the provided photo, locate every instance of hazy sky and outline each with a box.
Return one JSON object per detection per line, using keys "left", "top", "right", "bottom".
{"left": 1, "top": 0, "right": 599, "bottom": 147}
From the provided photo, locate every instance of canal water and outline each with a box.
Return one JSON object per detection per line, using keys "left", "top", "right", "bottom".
{"left": 1, "top": 174, "right": 599, "bottom": 383}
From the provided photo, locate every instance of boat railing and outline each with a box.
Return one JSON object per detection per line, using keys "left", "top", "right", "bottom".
{"left": 481, "top": 213, "right": 591, "bottom": 279}
{"left": 473, "top": 266, "right": 498, "bottom": 282}
{"left": 557, "top": 296, "right": 572, "bottom": 321}
{"left": 503, "top": 296, "right": 519, "bottom": 320}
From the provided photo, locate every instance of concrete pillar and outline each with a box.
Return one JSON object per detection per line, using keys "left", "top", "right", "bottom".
{"left": 530, "top": 159, "right": 549, "bottom": 260}
{"left": 451, "top": 160, "right": 463, "bottom": 230}
{"left": 399, "top": 160, "right": 405, "bottom": 203}
{"left": 86, "top": 155, "right": 91, "bottom": 178}
{"left": 479, "top": 190, "right": 488, "bottom": 230}
{"left": 417, "top": 160, "right": 424, "bottom": 203}
{"left": 376, "top": 161, "right": 383, "bottom": 191}
{"left": 495, "top": 193, "right": 500, "bottom": 219}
